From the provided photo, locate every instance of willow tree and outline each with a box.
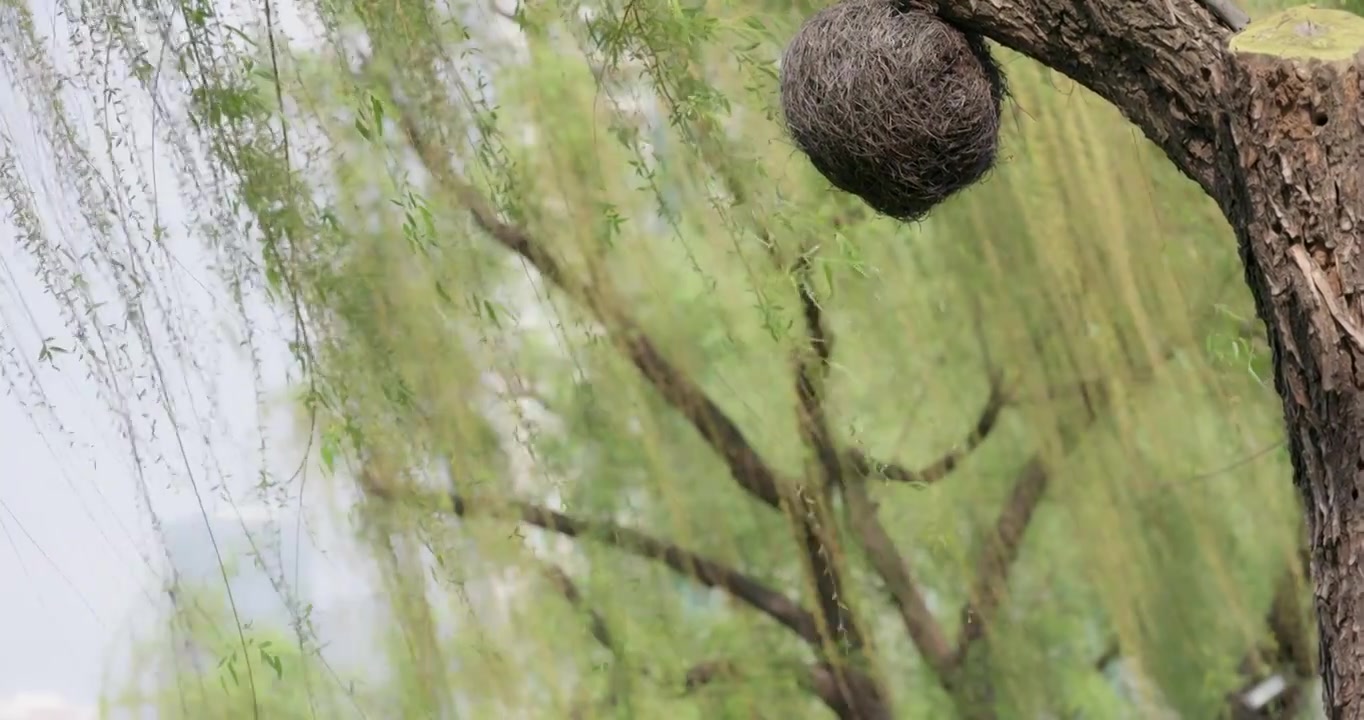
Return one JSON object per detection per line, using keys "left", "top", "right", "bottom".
{"left": 776, "top": 0, "right": 1364, "bottom": 715}
{"left": 0, "top": 0, "right": 1332, "bottom": 719}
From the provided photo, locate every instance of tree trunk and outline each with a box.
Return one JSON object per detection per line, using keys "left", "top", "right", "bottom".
{"left": 1221, "top": 10, "right": 1364, "bottom": 718}
{"left": 821, "top": 0, "right": 1364, "bottom": 713}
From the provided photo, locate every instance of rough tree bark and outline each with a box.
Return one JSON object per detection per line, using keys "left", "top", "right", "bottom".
{"left": 1225, "top": 13, "right": 1364, "bottom": 714}
{"left": 933, "top": 0, "right": 1363, "bottom": 715}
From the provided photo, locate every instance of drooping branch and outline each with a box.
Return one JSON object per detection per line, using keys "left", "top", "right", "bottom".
{"left": 359, "top": 472, "right": 822, "bottom": 646}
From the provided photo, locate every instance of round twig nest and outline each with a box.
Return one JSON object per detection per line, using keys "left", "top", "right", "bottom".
{"left": 780, "top": 0, "right": 1006, "bottom": 221}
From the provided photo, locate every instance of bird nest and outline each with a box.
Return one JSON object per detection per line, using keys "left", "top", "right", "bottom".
{"left": 780, "top": 0, "right": 1007, "bottom": 221}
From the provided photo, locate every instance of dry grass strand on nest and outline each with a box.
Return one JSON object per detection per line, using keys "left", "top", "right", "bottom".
{"left": 780, "top": 0, "right": 1006, "bottom": 221}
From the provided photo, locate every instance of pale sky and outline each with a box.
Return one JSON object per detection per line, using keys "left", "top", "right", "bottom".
{"left": 0, "top": 0, "right": 365, "bottom": 713}
{"left": 0, "top": 0, "right": 539, "bottom": 714}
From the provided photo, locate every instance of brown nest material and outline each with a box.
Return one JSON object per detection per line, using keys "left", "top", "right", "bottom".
{"left": 780, "top": 0, "right": 1007, "bottom": 221}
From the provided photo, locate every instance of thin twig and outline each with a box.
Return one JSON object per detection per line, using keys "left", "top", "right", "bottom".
{"left": 846, "top": 300, "right": 1009, "bottom": 487}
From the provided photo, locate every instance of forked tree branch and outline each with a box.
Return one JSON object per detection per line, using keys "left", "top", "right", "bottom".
{"left": 828, "top": 297, "right": 998, "bottom": 683}
{"left": 359, "top": 471, "right": 822, "bottom": 645}
{"left": 826, "top": 297, "right": 1005, "bottom": 686}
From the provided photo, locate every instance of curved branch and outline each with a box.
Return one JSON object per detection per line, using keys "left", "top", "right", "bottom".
{"left": 846, "top": 376, "right": 1008, "bottom": 485}
{"left": 935, "top": 0, "right": 1232, "bottom": 200}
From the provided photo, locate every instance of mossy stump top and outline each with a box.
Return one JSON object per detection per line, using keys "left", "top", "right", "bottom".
{"left": 1230, "top": 5, "right": 1364, "bottom": 61}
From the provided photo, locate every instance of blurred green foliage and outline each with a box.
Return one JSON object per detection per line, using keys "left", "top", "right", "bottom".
{"left": 4, "top": 0, "right": 1343, "bottom": 716}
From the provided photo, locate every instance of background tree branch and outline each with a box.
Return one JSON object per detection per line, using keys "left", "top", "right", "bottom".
{"left": 358, "top": 470, "right": 823, "bottom": 645}
{"left": 841, "top": 475, "right": 956, "bottom": 679}
{"left": 791, "top": 255, "right": 867, "bottom": 655}
{"left": 845, "top": 377, "right": 1007, "bottom": 486}
{"left": 399, "top": 105, "right": 882, "bottom": 707}
{"left": 538, "top": 561, "right": 629, "bottom": 715}
{"left": 398, "top": 111, "right": 789, "bottom": 512}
